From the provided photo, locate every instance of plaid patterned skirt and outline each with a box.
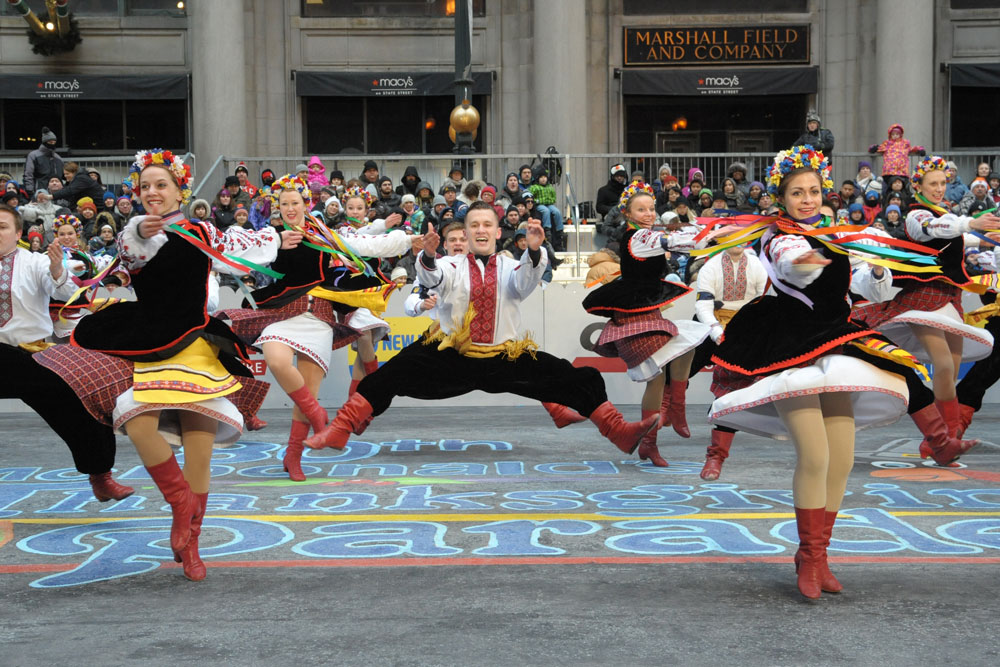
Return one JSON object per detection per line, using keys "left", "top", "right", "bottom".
{"left": 851, "top": 281, "right": 963, "bottom": 329}
{"left": 221, "top": 294, "right": 361, "bottom": 351}
{"left": 34, "top": 344, "right": 270, "bottom": 430}
{"left": 593, "top": 310, "right": 679, "bottom": 369}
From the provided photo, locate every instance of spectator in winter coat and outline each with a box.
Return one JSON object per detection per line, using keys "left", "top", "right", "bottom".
{"left": 958, "top": 179, "right": 994, "bottom": 216}
{"left": 726, "top": 162, "right": 752, "bottom": 196}
{"left": 868, "top": 123, "right": 925, "bottom": 178}
{"left": 988, "top": 172, "right": 1000, "bottom": 206}
{"left": 862, "top": 191, "right": 881, "bottom": 224}
{"left": 881, "top": 176, "right": 910, "bottom": 209}
{"left": 720, "top": 177, "right": 748, "bottom": 211}
{"left": 838, "top": 180, "right": 860, "bottom": 206}
{"left": 439, "top": 164, "right": 468, "bottom": 196}
{"left": 500, "top": 172, "right": 521, "bottom": 208}
{"left": 224, "top": 175, "right": 252, "bottom": 209}
{"left": 113, "top": 197, "right": 135, "bottom": 229}
{"left": 188, "top": 198, "right": 211, "bottom": 222}
{"left": 212, "top": 188, "right": 238, "bottom": 230}
{"left": 480, "top": 185, "right": 506, "bottom": 221}
{"left": 944, "top": 161, "right": 970, "bottom": 206}
{"left": 76, "top": 198, "right": 100, "bottom": 239}
{"left": 22, "top": 126, "right": 64, "bottom": 196}
{"left": 374, "top": 175, "right": 401, "bottom": 210}
{"left": 304, "top": 156, "right": 327, "bottom": 191}
{"left": 595, "top": 164, "right": 628, "bottom": 216}
{"left": 746, "top": 181, "right": 765, "bottom": 211}
{"left": 682, "top": 166, "right": 705, "bottom": 197}
{"left": 652, "top": 164, "right": 673, "bottom": 195}
{"left": 20, "top": 189, "right": 63, "bottom": 245}
{"left": 855, "top": 161, "right": 875, "bottom": 193}
{"left": 101, "top": 191, "right": 117, "bottom": 217}
{"left": 793, "top": 109, "right": 835, "bottom": 154}
{"left": 518, "top": 164, "right": 534, "bottom": 190}
{"left": 878, "top": 204, "right": 906, "bottom": 239}
{"left": 414, "top": 181, "right": 435, "bottom": 209}
{"left": 396, "top": 166, "right": 421, "bottom": 196}
{"left": 585, "top": 248, "right": 621, "bottom": 286}
{"left": 655, "top": 184, "right": 682, "bottom": 215}
{"left": 233, "top": 162, "right": 258, "bottom": 198}
{"left": 58, "top": 162, "right": 104, "bottom": 210}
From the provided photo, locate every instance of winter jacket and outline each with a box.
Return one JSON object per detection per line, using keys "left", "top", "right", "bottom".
{"left": 726, "top": 162, "right": 752, "bottom": 197}
{"left": 793, "top": 127, "right": 835, "bottom": 154}
{"left": 58, "top": 172, "right": 104, "bottom": 210}
{"left": 946, "top": 174, "right": 970, "bottom": 206}
{"left": 22, "top": 143, "right": 64, "bottom": 195}
{"left": 439, "top": 176, "right": 467, "bottom": 196}
{"left": 212, "top": 203, "right": 237, "bottom": 230}
{"left": 957, "top": 191, "right": 993, "bottom": 216}
{"left": 395, "top": 166, "right": 421, "bottom": 196}
{"left": 720, "top": 178, "right": 747, "bottom": 211}
{"left": 306, "top": 156, "right": 327, "bottom": 191}
{"left": 20, "top": 199, "right": 62, "bottom": 244}
{"left": 869, "top": 124, "right": 925, "bottom": 177}
{"left": 682, "top": 167, "right": 705, "bottom": 197}
{"left": 529, "top": 183, "right": 558, "bottom": 206}
{"left": 585, "top": 249, "right": 621, "bottom": 286}
{"left": 595, "top": 178, "right": 626, "bottom": 216}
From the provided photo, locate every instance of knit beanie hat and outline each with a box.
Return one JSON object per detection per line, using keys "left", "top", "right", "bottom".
{"left": 77, "top": 197, "right": 97, "bottom": 213}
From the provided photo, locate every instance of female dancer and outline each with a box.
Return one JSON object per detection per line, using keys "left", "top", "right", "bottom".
{"left": 69, "top": 149, "right": 294, "bottom": 581}
{"left": 852, "top": 156, "right": 998, "bottom": 455}
{"left": 707, "top": 146, "right": 946, "bottom": 600}
{"left": 222, "top": 177, "right": 415, "bottom": 483}
{"left": 583, "top": 181, "right": 709, "bottom": 467}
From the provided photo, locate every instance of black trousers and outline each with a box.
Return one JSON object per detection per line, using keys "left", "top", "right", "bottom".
{"left": 0, "top": 343, "right": 117, "bottom": 475}
{"left": 957, "top": 316, "right": 1000, "bottom": 411}
{"left": 358, "top": 337, "right": 608, "bottom": 418}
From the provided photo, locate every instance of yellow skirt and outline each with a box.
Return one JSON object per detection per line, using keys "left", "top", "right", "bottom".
{"left": 132, "top": 337, "right": 242, "bottom": 405}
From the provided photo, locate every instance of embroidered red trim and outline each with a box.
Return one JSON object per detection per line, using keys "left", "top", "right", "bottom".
{"left": 710, "top": 329, "right": 875, "bottom": 375}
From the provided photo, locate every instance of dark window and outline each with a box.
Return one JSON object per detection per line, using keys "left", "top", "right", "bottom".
{"left": 950, "top": 0, "right": 1000, "bottom": 8}
{"left": 304, "top": 95, "right": 486, "bottom": 154}
{"left": 125, "top": 99, "right": 187, "bottom": 149}
{"left": 302, "top": 0, "right": 485, "bottom": 17}
{"left": 624, "top": 94, "right": 805, "bottom": 153}
{"left": 305, "top": 98, "right": 365, "bottom": 154}
{"left": 951, "top": 86, "right": 1000, "bottom": 147}
{"left": 66, "top": 100, "right": 124, "bottom": 150}
{"left": 0, "top": 0, "right": 185, "bottom": 16}
{"left": 624, "top": 0, "right": 808, "bottom": 13}
{"left": 1, "top": 100, "right": 62, "bottom": 152}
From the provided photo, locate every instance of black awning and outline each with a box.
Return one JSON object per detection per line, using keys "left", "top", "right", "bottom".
{"left": 622, "top": 66, "right": 818, "bottom": 96}
{"left": 0, "top": 73, "right": 187, "bottom": 100}
{"left": 950, "top": 63, "right": 1000, "bottom": 88}
{"left": 295, "top": 71, "right": 493, "bottom": 97}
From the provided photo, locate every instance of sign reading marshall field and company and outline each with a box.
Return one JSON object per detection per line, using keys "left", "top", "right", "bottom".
{"left": 624, "top": 26, "right": 809, "bottom": 67}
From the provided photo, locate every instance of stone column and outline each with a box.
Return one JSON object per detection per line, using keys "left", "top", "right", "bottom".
{"left": 874, "top": 0, "right": 934, "bottom": 150}
{"left": 531, "top": 0, "right": 587, "bottom": 152}
{"left": 190, "top": 0, "right": 247, "bottom": 160}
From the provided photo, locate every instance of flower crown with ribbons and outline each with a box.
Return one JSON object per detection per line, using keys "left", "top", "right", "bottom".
{"left": 269, "top": 174, "right": 312, "bottom": 208}
{"left": 55, "top": 214, "right": 82, "bottom": 235}
{"left": 911, "top": 155, "right": 948, "bottom": 187}
{"left": 128, "top": 149, "right": 192, "bottom": 204}
{"left": 340, "top": 185, "right": 374, "bottom": 208}
{"left": 765, "top": 144, "right": 833, "bottom": 196}
{"left": 618, "top": 179, "right": 655, "bottom": 213}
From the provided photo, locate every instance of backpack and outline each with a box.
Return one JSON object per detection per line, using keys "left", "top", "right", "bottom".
{"left": 531, "top": 146, "right": 563, "bottom": 185}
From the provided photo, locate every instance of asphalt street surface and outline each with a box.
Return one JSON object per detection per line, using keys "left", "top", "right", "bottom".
{"left": 2, "top": 404, "right": 999, "bottom": 667}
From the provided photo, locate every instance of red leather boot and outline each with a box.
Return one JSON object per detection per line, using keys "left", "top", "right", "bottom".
{"left": 89, "top": 472, "right": 135, "bottom": 502}
{"left": 637, "top": 409, "right": 667, "bottom": 467}
{"left": 795, "top": 510, "right": 843, "bottom": 593}
{"left": 176, "top": 492, "right": 208, "bottom": 582}
{"left": 542, "top": 402, "right": 587, "bottom": 428}
{"left": 244, "top": 414, "right": 268, "bottom": 431}
{"left": 957, "top": 403, "right": 975, "bottom": 439}
{"left": 588, "top": 402, "right": 659, "bottom": 454}
{"left": 663, "top": 379, "right": 690, "bottom": 438}
{"left": 700, "top": 429, "right": 734, "bottom": 481}
{"left": 304, "top": 393, "right": 374, "bottom": 450}
{"left": 793, "top": 506, "right": 826, "bottom": 600}
{"left": 145, "top": 456, "right": 197, "bottom": 554}
{"left": 283, "top": 420, "right": 310, "bottom": 482}
{"left": 287, "top": 385, "right": 328, "bottom": 433}
{"left": 363, "top": 360, "right": 380, "bottom": 376}
{"left": 911, "top": 403, "right": 978, "bottom": 466}
{"left": 348, "top": 379, "right": 360, "bottom": 396}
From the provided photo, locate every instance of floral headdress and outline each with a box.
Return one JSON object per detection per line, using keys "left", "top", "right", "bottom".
{"left": 54, "top": 214, "right": 82, "bottom": 235}
{"left": 128, "top": 149, "right": 192, "bottom": 204}
{"left": 911, "top": 155, "right": 948, "bottom": 187}
{"left": 618, "top": 179, "right": 654, "bottom": 213}
{"left": 268, "top": 174, "right": 312, "bottom": 208}
{"left": 341, "top": 185, "right": 374, "bottom": 208}
{"left": 765, "top": 144, "right": 833, "bottom": 196}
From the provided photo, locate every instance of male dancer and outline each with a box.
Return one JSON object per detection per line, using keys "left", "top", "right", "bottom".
{"left": 305, "top": 201, "right": 657, "bottom": 451}
{"left": 0, "top": 204, "right": 133, "bottom": 501}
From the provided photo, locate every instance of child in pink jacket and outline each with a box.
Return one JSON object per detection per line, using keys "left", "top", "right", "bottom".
{"left": 868, "top": 124, "right": 925, "bottom": 178}
{"left": 306, "top": 156, "right": 328, "bottom": 191}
